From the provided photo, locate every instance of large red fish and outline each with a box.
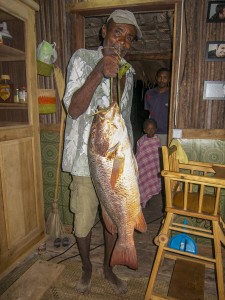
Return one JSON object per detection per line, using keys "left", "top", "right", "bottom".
{"left": 88, "top": 101, "right": 147, "bottom": 270}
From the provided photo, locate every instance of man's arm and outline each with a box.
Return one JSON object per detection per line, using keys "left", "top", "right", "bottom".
{"left": 68, "top": 51, "right": 120, "bottom": 119}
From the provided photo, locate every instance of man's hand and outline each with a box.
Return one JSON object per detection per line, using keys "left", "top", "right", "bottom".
{"left": 96, "top": 47, "right": 120, "bottom": 78}
{"left": 69, "top": 47, "right": 121, "bottom": 119}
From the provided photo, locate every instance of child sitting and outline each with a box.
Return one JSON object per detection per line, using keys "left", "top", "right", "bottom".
{"left": 136, "top": 118, "right": 161, "bottom": 208}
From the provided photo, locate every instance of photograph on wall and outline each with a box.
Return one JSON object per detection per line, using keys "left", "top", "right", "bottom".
{"left": 206, "top": 42, "right": 225, "bottom": 61}
{"left": 203, "top": 81, "right": 225, "bottom": 100}
{"left": 207, "top": 1, "right": 225, "bottom": 22}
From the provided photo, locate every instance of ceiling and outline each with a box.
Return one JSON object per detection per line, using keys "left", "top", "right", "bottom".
{"left": 85, "top": 10, "right": 174, "bottom": 85}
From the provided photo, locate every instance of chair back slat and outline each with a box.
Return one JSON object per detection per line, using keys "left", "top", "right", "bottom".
{"left": 183, "top": 182, "right": 188, "bottom": 210}
{"left": 198, "top": 185, "right": 204, "bottom": 213}
{"left": 162, "top": 145, "right": 179, "bottom": 197}
{"left": 214, "top": 187, "right": 221, "bottom": 216}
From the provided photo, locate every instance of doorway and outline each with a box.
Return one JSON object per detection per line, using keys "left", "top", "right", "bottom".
{"left": 69, "top": 1, "right": 182, "bottom": 144}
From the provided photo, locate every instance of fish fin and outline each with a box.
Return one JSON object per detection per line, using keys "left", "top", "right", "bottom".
{"left": 110, "top": 157, "right": 124, "bottom": 189}
{"left": 135, "top": 211, "right": 147, "bottom": 233}
{"left": 110, "top": 242, "right": 138, "bottom": 270}
{"left": 106, "top": 142, "right": 120, "bottom": 160}
{"left": 132, "top": 153, "right": 139, "bottom": 176}
{"left": 101, "top": 206, "right": 117, "bottom": 234}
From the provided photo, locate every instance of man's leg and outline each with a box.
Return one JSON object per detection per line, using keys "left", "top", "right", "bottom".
{"left": 76, "top": 231, "right": 92, "bottom": 292}
{"left": 70, "top": 176, "right": 99, "bottom": 293}
{"left": 103, "top": 228, "right": 127, "bottom": 294}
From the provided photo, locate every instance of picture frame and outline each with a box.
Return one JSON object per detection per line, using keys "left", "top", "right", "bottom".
{"left": 205, "top": 41, "right": 225, "bottom": 61}
{"left": 203, "top": 81, "right": 225, "bottom": 100}
{"left": 207, "top": 1, "right": 225, "bottom": 22}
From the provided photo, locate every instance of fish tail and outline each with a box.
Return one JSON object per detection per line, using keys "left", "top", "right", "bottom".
{"left": 110, "top": 242, "right": 138, "bottom": 270}
{"left": 135, "top": 211, "right": 147, "bottom": 233}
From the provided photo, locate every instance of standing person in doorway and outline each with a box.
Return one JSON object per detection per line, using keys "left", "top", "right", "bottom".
{"left": 144, "top": 68, "right": 170, "bottom": 146}
{"left": 62, "top": 10, "right": 142, "bottom": 295}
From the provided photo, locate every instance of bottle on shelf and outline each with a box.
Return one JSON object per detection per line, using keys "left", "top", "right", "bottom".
{"left": 19, "top": 86, "right": 27, "bottom": 103}
{"left": 0, "top": 75, "right": 13, "bottom": 103}
{"left": 14, "top": 88, "right": 19, "bottom": 103}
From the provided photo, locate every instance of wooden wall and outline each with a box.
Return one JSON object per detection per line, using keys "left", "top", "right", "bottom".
{"left": 35, "top": 0, "right": 70, "bottom": 125}
{"left": 174, "top": 0, "right": 225, "bottom": 133}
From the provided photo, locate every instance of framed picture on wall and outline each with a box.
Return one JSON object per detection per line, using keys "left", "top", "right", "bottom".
{"left": 203, "top": 81, "right": 225, "bottom": 100}
{"left": 207, "top": 1, "right": 225, "bottom": 22}
{"left": 206, "top": 41, "right": 225, "bottom": 61}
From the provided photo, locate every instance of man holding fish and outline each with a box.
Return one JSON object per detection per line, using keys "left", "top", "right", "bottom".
{"left": 62, "top": 9, "right": 146, "bottom": 294}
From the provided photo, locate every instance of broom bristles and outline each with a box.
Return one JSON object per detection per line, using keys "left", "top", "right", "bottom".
{"left": 46, "top": 202, "right": 65, "bottom": 238}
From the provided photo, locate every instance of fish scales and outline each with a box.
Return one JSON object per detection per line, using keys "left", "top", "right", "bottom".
{"left": 88, "top": 101, "right": 147, "bottom": 270}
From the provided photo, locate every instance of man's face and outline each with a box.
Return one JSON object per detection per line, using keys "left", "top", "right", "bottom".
{"left": 216, "top": 44, "right": 225, "bottom": 57}
{"left": 156, "top": 71, "right": 170, "bottom": 88}
{"left": 102, "top": 20, "right": 137, "bottom": 57}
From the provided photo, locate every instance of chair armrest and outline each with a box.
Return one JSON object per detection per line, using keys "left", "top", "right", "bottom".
{"left": 179, "top": 160, "right": 215, "bottom": 173}
{"left": 187, "top": 160, "right": 213, "bottom": 168}
{"left": 179, "top": 163, "right": 215, "bottom": 174}
{"left": 161, "top": 170, "right": 225, "bottom": 188}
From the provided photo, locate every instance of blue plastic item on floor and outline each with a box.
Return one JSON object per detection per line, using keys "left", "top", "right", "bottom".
{"left": 168, "top": 220, "right": 197, "bottom": 254}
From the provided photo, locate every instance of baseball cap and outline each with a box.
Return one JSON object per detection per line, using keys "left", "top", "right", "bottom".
{"left": 107, "top": 9, "right": 142, "bottom": 40}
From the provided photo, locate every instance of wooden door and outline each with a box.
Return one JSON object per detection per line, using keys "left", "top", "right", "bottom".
{"left": 0, "top": 0, "right": 45, "bottom": 276}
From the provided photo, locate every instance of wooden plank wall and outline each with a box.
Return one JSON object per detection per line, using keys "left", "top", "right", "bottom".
{"left": 175, "top": 0, "right": 225, "bottom": 130}
{"left": 35, "top": 0, "right": 70, "bottom": 125}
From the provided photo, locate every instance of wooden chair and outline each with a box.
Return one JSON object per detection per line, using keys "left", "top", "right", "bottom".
{"left": 145, "top": 145, "right": 225, "bottom": 300}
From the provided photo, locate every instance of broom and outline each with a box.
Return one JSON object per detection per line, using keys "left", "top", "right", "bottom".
{"left": 46, "top": 67, "right": 66, "bottom": 238}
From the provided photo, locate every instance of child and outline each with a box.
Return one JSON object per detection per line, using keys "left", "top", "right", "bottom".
{"left": 136, "top": 118, "right": 161, "bottom": 208}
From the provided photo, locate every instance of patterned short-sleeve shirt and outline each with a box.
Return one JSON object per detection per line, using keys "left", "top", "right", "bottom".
{"left": 62, "top": 47, "right": 134, "bottom": 176}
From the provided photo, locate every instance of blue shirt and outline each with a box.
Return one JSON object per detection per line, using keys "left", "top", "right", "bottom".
{"left": 144, "top": 88, "right": 169, "bottom": 134}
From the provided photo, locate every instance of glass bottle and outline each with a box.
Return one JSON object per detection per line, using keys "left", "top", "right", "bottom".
{"left": 14, "top": 88, "right": 19, "bottom": 103}
{"left": 19, "top": 86, "right": 27, "bottom": 103}
{"left": 0, "top": 75, "right": 13, "bottom": 103}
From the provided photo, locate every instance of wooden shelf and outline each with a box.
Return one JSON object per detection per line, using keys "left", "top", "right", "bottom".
{"left": 0, "top": 121, "right": 28, "bottom": 127}
{"left": 0, "top": 103, "right": 27, "bottom": 109}
{"left": 0, "top": 0, "right": 45, "bottom": 279}
{"left": 0, "top": 44, "right": 25, "bottom": 61}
